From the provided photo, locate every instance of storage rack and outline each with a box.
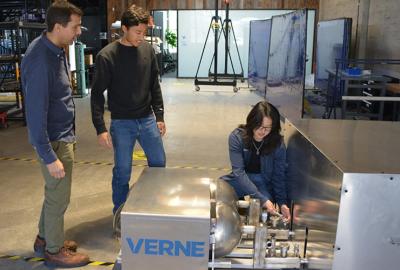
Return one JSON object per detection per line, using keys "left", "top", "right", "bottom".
{"left": 0, "top": 21, "right": 46, "bottom": 123}
{"left": 323, "top": 58, "right": 400, "bottom": 120}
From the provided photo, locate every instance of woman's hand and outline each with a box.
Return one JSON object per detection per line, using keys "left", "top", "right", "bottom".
{"left": 263, "top": 200, "right": 277, "bottom": 214}
{"left": 263, "top": 201, "right": 291, "bottom": 223}
{"left": 280, "top": 204, "right": 291, "bottom": 222}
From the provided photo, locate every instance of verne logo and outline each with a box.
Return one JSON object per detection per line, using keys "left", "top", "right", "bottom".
{"left": 126, "top": 237, "right": 206, "bottom": 257}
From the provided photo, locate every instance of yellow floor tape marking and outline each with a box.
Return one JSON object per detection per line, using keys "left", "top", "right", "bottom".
{"left": 29, "top": 257, "right": 44, "bottom": 262}
{"left": 0, "top": 254, "right": 115, "bottom": 267}
{"left": 132, "top": 150, "right": 147, "bottom": 161}
{"left": 88, "top": 261, "right": 114, "bottom": 266}
{"left": 0, "top": 156, "right": 230, "bottom": 171}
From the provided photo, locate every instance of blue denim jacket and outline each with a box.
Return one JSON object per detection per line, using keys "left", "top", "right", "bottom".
{"left": 221, "top": 128, "right": 288, "bottom": 205}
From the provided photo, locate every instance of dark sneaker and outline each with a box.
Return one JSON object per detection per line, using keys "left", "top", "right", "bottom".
{"left": 34, "top": 235, "right": 78, "bottom": 256}
{"left": 44, "top": 247, "right": 90, "bottom": 268}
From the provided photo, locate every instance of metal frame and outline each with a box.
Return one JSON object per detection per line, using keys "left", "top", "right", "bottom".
{"left": 194, "top": 0, "right": 244, "bottom": 92}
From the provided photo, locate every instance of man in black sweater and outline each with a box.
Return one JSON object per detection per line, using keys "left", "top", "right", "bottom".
{"left": 91, "top": 5, "right": 166, "bottom": 214}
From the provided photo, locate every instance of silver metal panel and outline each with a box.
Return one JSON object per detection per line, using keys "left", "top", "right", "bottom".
{"left": 286, "top": 119, "right": 400, "bottom": 174}
{"left": 285, "top": 120, "right": 342, "bottom": 263}
{"left": 333, "top": 173, "right": 400, "bottom": 270}
{"left": 308, "top": 257, "right": 333, "bottom": 270}
{"left": 121, "top": 168, "right": 211, "bottom": 270}
{"left": 122, "top": 215, "right": 210, "bottom": 270}
{"left": 122, "top": 168, "right": 211, "bottom": 218}
{"left": 284, "top": 119, "right": 400, "bottom": 270}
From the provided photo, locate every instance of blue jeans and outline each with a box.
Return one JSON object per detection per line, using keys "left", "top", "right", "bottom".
{"left": 247, "top": 173, "right": 272, "bottom": 200}
{"left": 224, "top": 173, "right": 272, "bottom": 205}
{"left": 110, "top": 115, "right": 166, "bottom": 213}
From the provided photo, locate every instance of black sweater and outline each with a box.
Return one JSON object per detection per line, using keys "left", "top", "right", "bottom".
{"left": 91, "top": 40, "right": 164, "bottom": 135}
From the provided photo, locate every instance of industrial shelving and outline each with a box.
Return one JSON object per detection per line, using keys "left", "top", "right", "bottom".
{"left": 0, "top": 21, "right": 46, "bottom": 123}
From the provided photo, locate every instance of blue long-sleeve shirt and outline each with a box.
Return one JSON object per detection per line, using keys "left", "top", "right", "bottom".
{"left": 21, "top": 33, "right": 75, "bottom": 164}
{"left": 221, "top": 128, "right": 288, "bottom": 206}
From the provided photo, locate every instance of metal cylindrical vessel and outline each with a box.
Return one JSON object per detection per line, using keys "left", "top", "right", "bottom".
{"left": 215, "top": 178, "right": 238, "bottom": 206}
{"left": 214, "top": 202, "right": 242, "bottom": 257}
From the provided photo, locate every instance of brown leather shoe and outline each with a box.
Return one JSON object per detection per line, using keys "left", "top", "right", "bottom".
{"left": 44, "top": 247, "right": 90, "bottom": 268}
{"left": 34, "top": 235, "right": 78, "bottom": 256}
{"left": 63, "top": 240, "right": 78, "bottom": 251}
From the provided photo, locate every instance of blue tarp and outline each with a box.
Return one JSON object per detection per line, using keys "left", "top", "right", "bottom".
{"left": 266, "top": 10, "right": 307, "bottom": 121}
{"left": 248, "top": 19, "right": 272, "bottom": 97}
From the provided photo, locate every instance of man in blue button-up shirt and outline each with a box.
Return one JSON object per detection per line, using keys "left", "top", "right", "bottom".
{"left": 21, "top": 0, "right": 89, "bottom": 267}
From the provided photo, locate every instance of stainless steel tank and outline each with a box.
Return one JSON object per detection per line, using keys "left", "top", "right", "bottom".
{"left": 214, "top": 179, "right": 241, "bottom": 257}
{"left": 211, "top": 179, "right": 242, "bottom": 258}
{"left": 213, "top": 202, "right": 242, "bottom": 257}
{"left": 215, "top": 178, "right": 238, "bottom": 206}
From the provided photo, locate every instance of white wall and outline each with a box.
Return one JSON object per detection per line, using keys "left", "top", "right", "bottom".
{"left": 178, "top": 10, "right": 315, "bottom": 78}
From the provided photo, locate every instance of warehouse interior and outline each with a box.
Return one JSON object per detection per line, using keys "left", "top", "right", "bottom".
{"left": 1, "top": 0, "right": 400, "bottom": 270}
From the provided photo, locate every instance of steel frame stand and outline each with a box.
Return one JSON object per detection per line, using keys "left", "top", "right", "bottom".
{"left": 194, "top": 0, "right": 244, "bottom": 92}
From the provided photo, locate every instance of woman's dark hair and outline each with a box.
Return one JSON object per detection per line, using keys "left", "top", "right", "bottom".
{"left": 239, "top": 101, "right": 282, "bottom": 155}
{"left": 121, "top": 5, "right": 149, "bottom": 29}
{"left": 46, "top": 0, "right": 83, "bottom": 32}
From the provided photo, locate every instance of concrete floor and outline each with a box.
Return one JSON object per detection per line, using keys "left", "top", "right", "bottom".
{"left": 0, "top": 78, "right": 263, "bottom": 269}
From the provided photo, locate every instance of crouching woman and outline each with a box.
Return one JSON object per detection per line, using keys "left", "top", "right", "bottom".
{"left": 221, "top": 101, "right": 291, "bottom": 221}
